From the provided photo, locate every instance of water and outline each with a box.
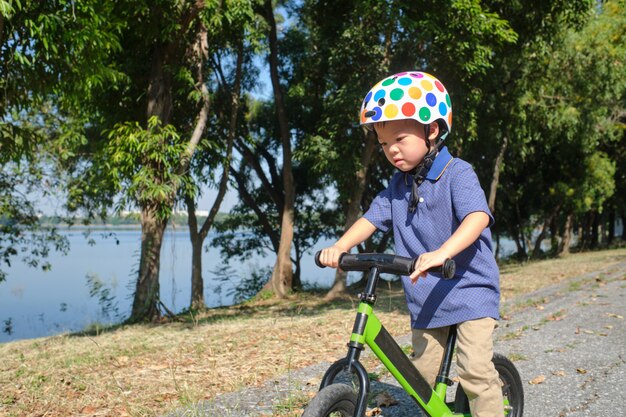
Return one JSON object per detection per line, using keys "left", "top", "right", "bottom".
{"left": 0, "top": 227, "right": 524, "bottom": 343}
{"left": 0, "top": 228, "right": 339, "bottom": 343}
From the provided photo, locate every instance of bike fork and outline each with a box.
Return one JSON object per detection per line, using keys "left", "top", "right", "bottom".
{"left": 319, "top": 345, "right": 370, "bottom": 417}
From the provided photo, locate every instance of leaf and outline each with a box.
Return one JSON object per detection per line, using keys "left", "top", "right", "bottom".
{"left": 365, "top": 407, "right": 382, "bottom": 416}
{"left": 529, "top": 375, "right": 546, "bottom": 385}
{"left": 552, "top": 370, "right": 566, "bottom": 377}
{"left": 576, "top": 368, "right": 587, "bottom": 374}
{"left": 81, "top": 406, "right": 97, "bottom": 414}
{"left": 375, "top": 391, "right": 398, "bottom": 407}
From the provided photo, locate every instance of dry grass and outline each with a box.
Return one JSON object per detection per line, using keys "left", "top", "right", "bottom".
{"left": 1, "top": 247, "right": 625, "bottom": 417}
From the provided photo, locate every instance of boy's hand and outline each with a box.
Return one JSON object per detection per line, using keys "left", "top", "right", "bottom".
{"left": 410, "top": 249, "right": 449, "bottom": 283}
{"left": 318, "top": 245, "right": 346, "bottom": 269}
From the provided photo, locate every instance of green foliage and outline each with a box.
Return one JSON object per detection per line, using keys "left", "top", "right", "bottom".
{"left": 0, "top": 166, "right": 70, "bottom": 282}
{"left": 1, "top": 0, "right": 126, "bottom": 280}
{"left": 212, "top": 263, "right": 271, "bottom": 304}
{"left": 85, "top": 273, "right": 121, "bottom": 321}
{"left": 105, "top": 117, "right": 189, "bottom": 219}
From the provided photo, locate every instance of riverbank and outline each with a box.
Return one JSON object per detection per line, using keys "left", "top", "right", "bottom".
{"left": 1, "top": 247, "right": 625, "bottom": 416}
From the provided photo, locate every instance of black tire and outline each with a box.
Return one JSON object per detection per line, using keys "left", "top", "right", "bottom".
{"left": 454, "top": 353, "right": 524, "bottom": 416}
{"left": 302, "top": 384, "right": 357, "bottom": 417}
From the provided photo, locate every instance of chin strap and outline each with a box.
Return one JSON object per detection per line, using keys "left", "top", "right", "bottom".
{"left": 406, "top": 148, "right": 438, "bottom": 213}
{"left": 406, "top": 124, "right": 448, "bottom": 213}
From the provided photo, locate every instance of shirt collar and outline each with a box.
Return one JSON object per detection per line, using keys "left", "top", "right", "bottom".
{"left": 425, "top": 146, "right": 453, "bottom": 181}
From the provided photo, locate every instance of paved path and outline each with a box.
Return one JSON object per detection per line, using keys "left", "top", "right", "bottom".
{"left": 169, "top": 261, "right": 626, "bottom": 416}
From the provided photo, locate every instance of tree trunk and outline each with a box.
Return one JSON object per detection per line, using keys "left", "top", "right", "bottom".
{"left": 231, "top": 167, "right": 280, "bottom": 251}
{"left": 591, "top": 211, "right": 599, "bottom": 249}
{"left": 558, "top": 211, "right": 574, "bottom": 256}
{"left": 126, "top": 3, "right": 207, "bottom": 322}
{"left": 262, "top": 0, "right": 295, "bottom": 298}
{"left": 494, "top": 233, "right": 501, "bottom": 260}
{"left": 130, "top": 206, "right": 168, "bottom": 322}
{"left": 325, "top": 131, "right": 377, "bottom": 299}
{"left": 512, "top": 202, "right": 527, "bottom": 259}
{"left": 607, "top": 208, "right": 615, "bottom": 244}
{"left": 129, "top": 35, "right": 174, "bottom": 322}
{"left": 532, "top": 205, "right": 560, "bottom": 259}
{"left": 488, "top": 136, "right": 508, "bottom": 214}
{"left": 531, "top": 218, "right": 549, "bottom": 259}
{"left": 187, "top": 31, "right": 241, "bottom": 310}
{"left": 549, "top": 214, "right": 559, "bottom": 255}
{"left": 188, "top": 210, "right": 205, "bottom": 311}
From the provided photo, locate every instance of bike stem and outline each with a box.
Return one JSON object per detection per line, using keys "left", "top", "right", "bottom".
{"left": 435, "top": 324, "right": 457, "bottom": 399}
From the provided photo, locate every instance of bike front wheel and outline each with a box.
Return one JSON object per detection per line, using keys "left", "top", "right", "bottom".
{"left": 302, "top": 383, "right": 357, "bottom": 417}
{"left": 454, "top": 353, "right": 524, "bottom": 417}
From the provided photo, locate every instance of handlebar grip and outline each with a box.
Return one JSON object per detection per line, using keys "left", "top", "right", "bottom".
{"left": 314, "top": 251, "right": 325, "bottom": 268}
{"left": 411, "top": 257, "right": 456, "bottom": 279}
{"left": 440, "top": 258, "right": 456, "bottom": 280}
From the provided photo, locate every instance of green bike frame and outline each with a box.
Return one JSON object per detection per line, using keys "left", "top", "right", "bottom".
{"left": 318, "top": 265, "right": 466, "bottom": 417}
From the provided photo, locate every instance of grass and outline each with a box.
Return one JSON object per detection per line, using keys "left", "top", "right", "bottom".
{"left": 0, "top": 247, "right": 625, "bottom": 416}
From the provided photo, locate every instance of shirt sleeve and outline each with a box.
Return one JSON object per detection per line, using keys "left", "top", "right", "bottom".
{"left": 363, "top": 186, "right": 393, "bottom": 233}
{"left": 450, "top": 162, "right": 495, "bottom": 227}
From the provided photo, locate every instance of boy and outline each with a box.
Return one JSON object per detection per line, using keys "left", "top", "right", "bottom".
{"left": 319, "top": 71, "right": 504, "bottom": 417}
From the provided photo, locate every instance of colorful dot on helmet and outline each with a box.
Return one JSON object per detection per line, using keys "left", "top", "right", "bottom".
{"left": 439, "top": 102, "right": 447, "bottom": 116}
{"left": 408, "top": 87, "right": 422, "bottom": 99}
{"left": 374, "top": 89, "right": 385, "bottom": 102}
{"left": 364, "top": 91, "right": 372, "bottom": 106}
{"left": 435, "top": 80, "right": 445, "bottom": 92}
{"left": 402, "top": 102, "right": 415, "bottom": 116}
{"left": 426, "top": 93, "right": 437, "bottom": 107}
{"left": 382, "top": 77, "right": 395, "bottom": 86}
{"left": 371, "top": 107, "right": 383, "bottom": 121}
{"left": 421, "top": 80, "right": 433, "bottom": 91}
{"left": 390, "top": 88, "right": 404, "bottom": 101}
{"left": 385, "top": 104, "right": 398, "bottom": 118}
{"left": 398, "top": 77, "right": 412, "bottom": 86}
{"left": 410, "top": 72, "right": 424, "bottom": 78}
{"left": 419, "top": 107, "right": 431, "bottom": 122}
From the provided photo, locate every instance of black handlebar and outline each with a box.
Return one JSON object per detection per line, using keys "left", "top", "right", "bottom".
{"left": 315, "top": 251, "right": 456, "bottom": 280}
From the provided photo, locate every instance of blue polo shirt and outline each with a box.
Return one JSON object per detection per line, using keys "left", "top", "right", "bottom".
{"left": 363, "top": 146, "right": 500, "bottom": 329}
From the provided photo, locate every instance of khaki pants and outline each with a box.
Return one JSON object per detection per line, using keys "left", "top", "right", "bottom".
{"left": 411, "top": 318, "right": 504, "bottom": 417}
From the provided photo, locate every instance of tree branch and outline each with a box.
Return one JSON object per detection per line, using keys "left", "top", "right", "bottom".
{"left": 199, "top": 36, "right": 244, "bottom": 237}
{"left": 230, "top": 167, "right": 280, "bottom": 251}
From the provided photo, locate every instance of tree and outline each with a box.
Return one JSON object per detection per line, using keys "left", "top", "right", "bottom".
{"left": 257, "top": 0, "right": 297, "bottom": 298}
{"left": 63, "top": 0, "right": 258, "bottom": 321}
{"left": 0, "top": 0, "right": 124, "bottom": 281}
{"left": 184, "top": 6, "right": 256, "bottom": 310}
{"left": 294, "top": 0, "right": 517, "bottom": 295}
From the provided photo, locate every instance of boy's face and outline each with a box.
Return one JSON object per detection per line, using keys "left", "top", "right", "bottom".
{"left": 374, "top": 119, "right": 439, "bottom": 172}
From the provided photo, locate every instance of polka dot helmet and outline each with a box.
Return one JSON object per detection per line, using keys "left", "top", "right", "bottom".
{"left": 360, "top": 71, "right": 452, "bottom": 137}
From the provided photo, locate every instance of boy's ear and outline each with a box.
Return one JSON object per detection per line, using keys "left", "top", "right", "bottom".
{"left": 428, "top": 122, "right": 439, "bottom": 140}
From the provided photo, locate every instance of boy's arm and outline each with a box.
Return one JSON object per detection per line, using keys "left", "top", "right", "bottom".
{"left": 410, "top": 211, "right": 490, "bottom": 282}
{"left": 319, "top": 217, "right": 378, "bottom": 268}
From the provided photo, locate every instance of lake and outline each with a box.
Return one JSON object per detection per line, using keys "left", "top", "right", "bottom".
{"left": 0, "top": 228, "right": 343, "bottom": 343}
{"left": 0, "top": 228, "right": 521, "bottom": 343}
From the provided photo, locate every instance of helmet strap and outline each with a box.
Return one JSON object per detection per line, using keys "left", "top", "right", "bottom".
{"left": 406, "top": 123, "right": 442, "bottom": 213}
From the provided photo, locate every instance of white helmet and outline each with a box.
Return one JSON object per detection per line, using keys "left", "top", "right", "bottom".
{"left": 360, "top": 71, "right": 452, "bottom": 137}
